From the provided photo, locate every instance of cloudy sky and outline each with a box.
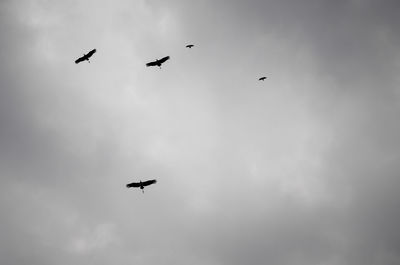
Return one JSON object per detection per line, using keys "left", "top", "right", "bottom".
{"left": 1, "top": 0, "right": 400, "bottom": 264}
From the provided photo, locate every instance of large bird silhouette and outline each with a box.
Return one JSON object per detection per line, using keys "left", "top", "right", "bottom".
{"left": 126, "top": 179, "right": 157, "bottom": 193}
{"left": 146, "top": 56, "right": 170, "bottom": 68}
{"left": 75, "top": 49, "right": 96, "bottom": 64}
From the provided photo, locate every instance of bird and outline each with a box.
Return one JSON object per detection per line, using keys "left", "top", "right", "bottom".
{"left": 75, "top": 49, "right": 96, "bottom": 64}
{"left": 259, "top": 76, "right": 267, "bottom": 81}
{"left": 126, "top": 179, "right": 157, "bottom": 193}
{"left": 185, "top": 44, "right": 194, "bottom": 48}
{"left": 146, "top": 56, "right": 170, "bottom": 68}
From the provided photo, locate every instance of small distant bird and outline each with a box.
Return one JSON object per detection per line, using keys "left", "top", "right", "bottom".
{"left": 126, "top": 179, "right": 157, "bottom": 193}
{"left": 259, "top": 76, "right": 267, "bottom": 81}
{"left": 186, "top": 44, "right": 194, "bottom": 48}
{"left": 75, "top": 49, "right": 96, "bottom": 64}
{"left": 146, "top": 56, "right": 170, "bottom": 68}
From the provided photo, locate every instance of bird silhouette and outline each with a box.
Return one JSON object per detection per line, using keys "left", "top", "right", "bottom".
{"left": 259, "top": 76, "right": 267, "bottom": 81}
{"left": 146, "top": 56, "right": 170, "bottom": 68}
{"left": 126, "top": 179, "right": 157, "bottom": 193}
{"left": 186, "top": 44, "right": 194, "bottom": 48}
{"left": 75, "top": 49, "right": 96, "bottom": 64}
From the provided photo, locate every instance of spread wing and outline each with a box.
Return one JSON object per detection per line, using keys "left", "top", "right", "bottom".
{"left": 142, "top": 179, "right": 157, "bottom": 186}
{"left": 146, "top": 60, "right": 157, "bottom": 67}
{"left": 75, "top": 56, "right": 85, "bottom": 64}
{"left": 86, "top": 49, "right": 96, "bottom": 58}
{"left": 126, "top": 182, "right": 140, "bottom": 188}
{"left": 159, "top": 56, "right": 170, "bottom": 64}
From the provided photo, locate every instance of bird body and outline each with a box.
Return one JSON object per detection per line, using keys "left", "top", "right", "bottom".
{"left": 186, "top": 44, "right": 194, "bottom": 48}
{"left": 75, "top": 49, "right": 96, "bottom": 64}
{"left": 126, "top": 179, "right": 157, "bottom": 193}
{"left": 259, "top": 76, "right": 267, "bottom": 81}
{"left": 146, "top": 56, "right": 170, "bottom": 68}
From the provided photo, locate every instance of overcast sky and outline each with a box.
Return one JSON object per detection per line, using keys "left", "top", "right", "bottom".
{"left": 1, "top": 1, "right": 400, "bottom": 265}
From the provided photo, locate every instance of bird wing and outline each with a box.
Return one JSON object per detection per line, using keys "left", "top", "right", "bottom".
{"left": 126, "top": 182, "right": 141, "bottom": 188}
{"left": 159, "top": 56, "right": 170, "bottom": 64}
{"left": 142, "top": 179, "right": 157, "bottom": 186}
{"left": 75, "top": 56, "right": 85, "bottom": 64}
{"left": 87, "top": 49, "right": 96, "bottom": 58}
{"left": 186, "top": 45, "right": 193, "bottom": 48}
{"left": 146, "top": 60, "right": 157, "bottom": 67}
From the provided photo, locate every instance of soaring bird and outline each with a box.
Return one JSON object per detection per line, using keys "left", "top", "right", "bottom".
{"left": 75, "top": 49, "right": 96, "bottom": 64}
{"left": 146, "top": 56, "right": 170, "bottom": 68}
{"left": 186, "top": 44, "right": 194, "bottom": 48}
{"left": 126, "top": 179, "right": 157, "bottom": 193}
{"left": 259, "top": 76, "right": 267, "bottom": 81}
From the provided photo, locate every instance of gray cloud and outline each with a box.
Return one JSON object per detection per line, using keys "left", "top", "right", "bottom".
{"left": 1, "top": 1, "right": 400, "bottom": 265}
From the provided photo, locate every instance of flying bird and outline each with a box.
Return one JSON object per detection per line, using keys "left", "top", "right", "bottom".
{"left": 126, "top": 179, "right": 157, "bottom": 193}
{"left": 259, "top": 76, "right": 267, "bottom": 81}
{"left": 146, "top": 56, "right": 170, "bottom": 68}
{"left": 186, "top": 44, "right": 194, "bottom": 48}
{"left": 75, "top": 49, "right": 96, "bottom": 64}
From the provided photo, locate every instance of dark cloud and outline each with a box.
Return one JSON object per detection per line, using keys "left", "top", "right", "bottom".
{"left": 1, "top": 1, "right": 400, "bottom": 265}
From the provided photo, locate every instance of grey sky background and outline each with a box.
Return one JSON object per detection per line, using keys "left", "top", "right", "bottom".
{"left": 1, "top": 1, "right": 400, "bottom": 265}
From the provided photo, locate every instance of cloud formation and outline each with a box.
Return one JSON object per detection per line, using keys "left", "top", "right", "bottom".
{"left": 1, "top": 1, "right": 400, "bottom": 265}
